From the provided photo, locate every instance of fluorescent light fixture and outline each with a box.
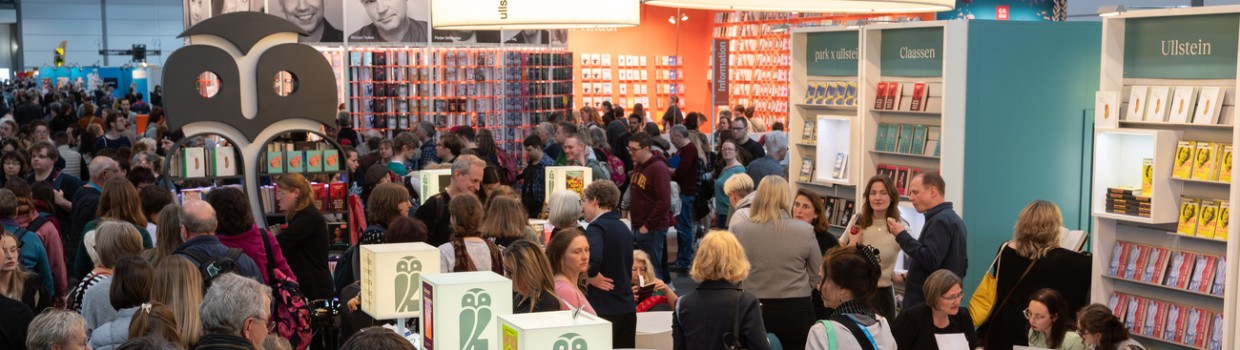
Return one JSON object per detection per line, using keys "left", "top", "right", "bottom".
{"left": 431, "top": 0, "right": 639, "bottom": 29}
{"left": 1097, "top": 5, "right": 1125, "bottom": 17}
{"left": 643, "top": 0, "right": 954, "bottom": 13}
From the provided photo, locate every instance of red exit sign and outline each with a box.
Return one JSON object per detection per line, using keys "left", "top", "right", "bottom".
{"left": 996, "top": 5, "right": 1010, "bottom": 20}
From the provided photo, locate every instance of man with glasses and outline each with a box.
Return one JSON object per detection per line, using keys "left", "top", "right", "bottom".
{"left": 732, "top": 117, "right": 765, "bottom": 160}
{"left": 627, "top": 132, "right": 672, "bottom": 281}
{"left": 197, "top": 273, "right": 274, "bottom": 350}
{"left": 886, "top": 172, "right": 968, "bottom": 309}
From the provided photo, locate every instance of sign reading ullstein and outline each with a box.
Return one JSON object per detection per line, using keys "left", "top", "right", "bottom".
{"left": 806, "top": 31, "right": 860, "bottom": 77}
{"left": 1123, "top": 14, "right": 1240, "bottom": 79}
{"left": 879, "top": 27, "right": 944, "bottom": 78}
{"left": 713, "top": 39, "right": 729, "bottom": 105}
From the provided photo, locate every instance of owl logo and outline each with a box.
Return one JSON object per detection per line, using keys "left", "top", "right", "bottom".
{"left": 553, "top": 333, "right": 588, "bottom": 350}
{"left": 163, "top": 11, "right": 337, "bottom": 143}
{"left": 459, "top": 288, "right": 492, "bottom": 350}
{"left": 393, "top": 256, "right": 423, "bottom": 313}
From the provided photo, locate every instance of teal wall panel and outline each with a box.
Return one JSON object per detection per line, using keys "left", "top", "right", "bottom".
{"left": 880, "top": 27, "right": 944, "bottom": 77}
{"left": 806, "top": 31, "right": 860, "bottom": 77}
{"left": 959, "top": 21, "right": 1100, "bottom": 301}
{"left": 1123, "top": 14, "right": 1239, "bottom": 79}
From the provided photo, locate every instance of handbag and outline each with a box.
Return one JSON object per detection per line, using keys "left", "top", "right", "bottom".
{"left": 724, "top": 291, "right": 747, "bottom": 350}
{"left": 967, "top": 242, "right": 1005, "bottom": 328}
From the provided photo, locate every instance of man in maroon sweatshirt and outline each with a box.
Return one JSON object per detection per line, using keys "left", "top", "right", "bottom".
{"left": 627, "top": 132, "right": 672, "bottom": 281}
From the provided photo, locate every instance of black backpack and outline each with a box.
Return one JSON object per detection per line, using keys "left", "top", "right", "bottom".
{"left": 181, "top": 248, "right": 245, "bottom": 290}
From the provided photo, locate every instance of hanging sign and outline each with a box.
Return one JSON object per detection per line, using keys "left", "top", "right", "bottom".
{"left": 430, "top": 0, "right": 639, "bottom": 30}
{"left": 879, "top": 27, "right": 943, "bottom": 77}
{"left": 806, "top": 31, "right": 860, "bottom": 77}
{"left": 1123, "top": 14, "right": 1239, "bottom": 79}
{"left": 713, "top": 39, "right": 729, "bottom": 105}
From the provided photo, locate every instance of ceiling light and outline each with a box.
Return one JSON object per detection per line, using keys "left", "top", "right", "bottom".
{"left": 643, "top": 0, "right": 954, "bottom": 13}
{"left": 669, "top": 16, "right": 677, "bottom": 24}
{"left": 431, "top": 0, "right": 639, "bottom": 29}
{"left": 681, "top": 14, "right": 689, "bottom": 21}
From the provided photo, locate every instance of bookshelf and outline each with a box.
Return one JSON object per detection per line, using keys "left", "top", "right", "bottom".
{"left": 790, "top": 27, "right": 862, "bottom": 232}
{"left": 574, "top": 53, "right": 680, "bottom": 122}
{"left": 1091, "top": 6, "right": 1240, "bottom": 350}
{"left": 255, "top": 131, "right": 353, "bottom": 255}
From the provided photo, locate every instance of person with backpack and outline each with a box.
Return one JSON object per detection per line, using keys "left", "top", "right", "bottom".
{"left": 334, "top": 183, "right": 409, "bottom": 293}
{"left": 0, "top": 189, "right": 53, "bottom": 302}
{"left": 207, "top": 187, "right": 296, "bottom": 284}
{"left": 9, "top": 179, "right": 67, "bottom": 307}
{"left": 171, "top": 200, "right": 264, "bottom": 284}
{"left": 27, "top": 142, "right": 82, "bottom": 236}
{"left": 806, "top": 245, "right": 897, "bottom": 350}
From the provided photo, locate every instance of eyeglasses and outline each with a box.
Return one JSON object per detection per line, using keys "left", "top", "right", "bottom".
{"left": 251, "top": 316, "right": 275, "bottom": 333}
{"left": 941, "top": 291, "right": 963, "bottom": 301}
{"left": 627, "top": 146, "right": 643, "bottom": 153}
{"left": 1023, "top": 308, "right": 1049, "bottom": 322}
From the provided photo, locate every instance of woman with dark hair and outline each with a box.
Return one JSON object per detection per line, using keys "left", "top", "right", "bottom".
{"left": 340, "top": 327, "right": 415, "bottom": 350}
{"left": 0, "top": 149, "right": 30, "bottom": 188}
{"left": 806, "top": 245, "right": 896, "bottom": 349}
{"left": 136, "top": 186, "right": 172, "bottom": 241}
{"left": 1076, "top": 304, "right": 1144, "bottom": 350}
{"left": 792, "top": 189, "right": 841, "bottom": 256}
{"left": 124, "top": 167, "right": 156, "bottom": 189}
{"left": 502, "top": 240, "right": 561, "bottom": 313}
{"left": 479, "top": 165, "right": 506, "bottom": 202}
{"left": 841, "top": 175, "right": 904, "bottom": 320}
{"left": 360, "top": 164, "right": 391, "bottom": 204}
{"left": 207, "top": 186, "right": 295, "bottom": 284}
{"left": 335, "top": 182, "right": 412, "bottom": 292}
{"left": 275, "top": 173, "right": 333, "bottom": 301}
{"left": 474, "top": 129, "right": 502, "bottom": 167}
{"left": 437, "top": 193, "right": 503, "bottom": 273}
{"left": 891, "top": 269, "right": 977, "bottom": 349}
{"left": 1027, "top": 288, "right": 1086, "bottom": 350}
{"left": 89, "top": 256, "right": 153, "bottom": 350}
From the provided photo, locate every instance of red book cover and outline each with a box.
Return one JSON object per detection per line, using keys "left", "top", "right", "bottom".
{"left": 313, "top": 183, "right": 328, "bottom": 211}
{"left": 1150, "top": 247, "right": 1172, "bottom": 284}
{"left": 1130, "top": 297, "right": 1148, "bottom": 334}
{"left": 1131, "top": 245, "right": 1151, "bottom": 280}
{"left": 1188, "top": 308, "right": 1211, "bottom": 348}
{"left": 1196, "top": 255, "right": 1218, "bottom": 293}
{"left": 330, "top": 182, "right": 346, "bottom": 211}
{"left": 909, "top": 82, "right": 927, "bottom": 111}
{"left": 1175, "top": 252, "right": 1197, "bottom": 289}
{"left": 1108, "top": 293, "right": 1127, "bottom": 316}
{"left": 884, "top": 82, "right": 901, "bottom": 110}
{"left": 896, "top": 166, "right": 911, "bottom": 196}
{"left": 874, "top": 82, "right": 889, "bottom": 110}
{"left": 1153, "top": 301, "right": 1169, "bottom": 338}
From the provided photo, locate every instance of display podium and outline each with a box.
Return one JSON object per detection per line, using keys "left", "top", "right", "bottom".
{"left": 499, "top": 311, "right": 613, "bottom": 350}
{"left": 359, "top": 242, "right": 441, "bottom": 319}
{"left": 420, "top": 271, "right": 513, "bottom": 350}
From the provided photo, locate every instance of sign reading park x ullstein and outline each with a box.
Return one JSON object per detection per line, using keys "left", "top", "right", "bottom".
{"left": 806, "top": 31, "right": 860, "bottom": 77}
{"left": 1123, "top": 14, "right": 1240, "bottom": 79}
{"left": 880, "top": 27, "right": 944, "bottom": 78}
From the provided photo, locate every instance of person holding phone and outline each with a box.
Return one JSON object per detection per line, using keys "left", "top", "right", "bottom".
{"left": 840, "top": 175, "right": 904, "bottom": 320}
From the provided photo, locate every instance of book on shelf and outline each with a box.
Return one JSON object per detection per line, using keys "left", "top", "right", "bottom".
{"left": 874, "top": 82, "right": 889, "bottom": 110}
{"left": 1126, "top": 86, "right": 1148, "bottom": 121}
{"left": 1219, "top": 144, "right": 1233, "bottom": 182}
{"left": 909, "top": 82, "right": 928, "bottom": 111}
{"left": 923, "top": 126, "right": 940, "bottom": 157}
{"left": 1209, "top": 313, "right": 1223, "bottom": 350}
{"left": 909, "top": 125, "right": 928, "bottom": 155}
{"left": 1124, "top": 295, "right": 1139, "bottom": 331}
{"left": 1189, "top": 254, "right": 1216, "bottom": 293}
{"left": 1108, "top": 241, "right": 1127, "bottom": 276}
{"left": 1145, "top": 246, "right": 1171, "bottom": 284}
{"left": 324, "top": 149, "right": 340, "bottom": 172}
{"left": 895, "top": 167, "right": 911, "bottom": 196}
{"left": 183, "top": 147, "right": 207, "bottom": 178}
{"left": 1096, "top": 91, "right": 1119, "bottom": 128}
{"left": 286, "top": 150, "right": 305, "bottom": 174}
{"left": 1122, "top": 243, "right": 1142, "bottom": 280}
{"left": 1141, "top": 158, "right": 1153, "bottom": 196}
{"left": 802, "top": 120, "right": 815, "bottom": 143}
{"left": 1107, "top": 293, "right": 1126, "bottom": 320}
{"left": 1198, "top": 199, "right": 1220, "bottom": 239}
{"left": 832, "top": 152, "right": 848, "bottom": 179}
{"left": 1212, "top": 257, "right": 1226, "bottom": 296}
{"left": 804, "top": 84, "right": 818, "bottom": 104}
{"left": 798, "top": 157, "right": 814, "bottom": 182}
{"left": 1216, "top": 201, "right": 1229, "bottom": 241}
{"left": 1145, "top": 86, "right": 1172, "bottom": 122}
{"left": 1191, "top": 142, "right": 1219, "bottom": 181}
{"left": 821, "top": 83, "right": 834, "bottom": 105}
{"left": 1168, "top": 86, "right": 1198, "bottom": 123}
{"left": 875, "top": 124, "right": 889, "bottom": 151}
{"left": 1170, "top": 251, "right": 1197, "bottom": 289}
{"left": 213, "top": 146, "right": 237, "bottom": 177}
{"left": 1165, "top": 304, "right": 1184, "bottom": 342}
{"left": 884, "top": 82, "right": 902, "bottom": 110}
{"left": 1172, "top": 141, "right": 1196, "bottom": 179}
{"left": 896, "top": 125, "right": 914, "bottom": 154}
{"left": 1144, "top": 300, "right": 1163, "bottom": 337}
{"left": 884, "top": 124, "right": 900, "bottom": 152}
{"left": 1184, "top": 308, "right": 1209, "bottom": 348}
{"left": 1194, "top": 86, "right": 1224, "bottom": 125}
{"left": 305, "top": 149, "right": 323, "bottom": 173}
{"left": 1178, "top": 197, "right": 1200, "bottom": 236}
{"left": 1129, "top": 297, "right": 1147, "bottom": 335}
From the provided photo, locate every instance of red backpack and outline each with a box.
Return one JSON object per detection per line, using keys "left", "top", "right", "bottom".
{"left": 599, "top": 148, "right": 627, "bottom": 185}
{"left": 495, "top": 150, "right": 519, "bottom": 184}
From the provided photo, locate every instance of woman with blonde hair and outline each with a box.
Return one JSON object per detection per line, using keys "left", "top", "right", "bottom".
{"left": 275, "top": 173, "right": 333, "bottom": 302}
{"left": 631, "top": 250, "right": 678, "bottom": 312}
{"left": 482, "top": 196, "right": 539, "bottom": 247}
{"left": 672, "top": 230, "right": 768, "bottom": 349}
{"left": 150, "top": 255, "right": 201, "bottom": 347}
{"left": 979, "top": 200, "right": 1092, "bottom": 350}
{"left": 77, "top": 222, "right": 145, "bottom": 334}
{"left": 547, "top": 190, "right": 584, "bottom": 233}
{"left": 731, "top": 176, "right": 820, "bottom": 350}
{"left": 144, "top": 205, "right": 182, "bottom": 266}
{"left": 501, "top": 240, "right": 561, "bottom": 313}
{"left": 0, "top": 231, "right": 51, "bottom": 312}
{"left": 72, "top": 177, "right": 153, "bottom": 279}
{"left": 840, "top": 175, "right": 904, "bottom": 320}
{"left": 68, "top": 220, "right": 143, "bottom": 315}
{"left": 724, "top": 173, "right": 756, "bottom": 226}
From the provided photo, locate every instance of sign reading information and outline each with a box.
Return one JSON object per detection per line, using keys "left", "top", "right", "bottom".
{"left": 1124, "top": 14, "right": 1239, "bottom": 79}
{"left": 880, "top": 27, "right": 944, "bottom": 77}
{"left": 806, "top": 31, "right": 860, "bottom": 77}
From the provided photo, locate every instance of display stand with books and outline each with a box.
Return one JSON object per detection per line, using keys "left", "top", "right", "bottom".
{"left": 257, "top": 132, "right": 353, "bottom": 258}
{"left": 1090, "top": 6, "right": 1240, "bottom": 350}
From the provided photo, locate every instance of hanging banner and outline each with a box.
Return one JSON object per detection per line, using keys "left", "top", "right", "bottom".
{"left": 806, "top": 31, "right": 859, "bottom": 77}
{"left": 713, "top": 39, "right": 729, "bottom": 106}
{"left": 430, "top": 0, "right": 639, "bottom": 30}
{"left": 1123, "top": 14, "right": 1239, "bottom": 79}
{"left": 880, "top": 27, "right": 943, "bottom": 77}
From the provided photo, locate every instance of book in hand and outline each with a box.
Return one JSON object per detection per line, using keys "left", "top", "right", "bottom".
{"left": 1194, "top": 86, "right": 1224, "bottom": 124}
{"left": 635, "top": 275, "right": 657, "bottom": 302}
{"left": 1172, "top": 141, "right": 1196, "bottom": 179}
{"left": 1126, "top": 86, "right": 1149, "bottom": 121}
{"left": 1145, "top": 86, "right": 1172, "bottom": 122}
{"left": 799, "top": 156, "right": 814, "bottom": 182}
{"left": 1191, "top": 142, "right": 1219, "bottom": 181}
{"left": 1178, "top": 197, "right": 1201, "bottom": 236}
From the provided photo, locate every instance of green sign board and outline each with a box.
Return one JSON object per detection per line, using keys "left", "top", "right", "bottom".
{"left": 806, "top": 31, "right": 859, "bottom": 77}
{"left": 880, "top": 27, "right": 944, "bottom": 77}
{"left": 1124, "top": 14, "right": 1239, "bottom": 79}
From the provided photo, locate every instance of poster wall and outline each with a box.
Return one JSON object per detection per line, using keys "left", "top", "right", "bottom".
{"left": 184, "top": 0, "right": 268, "bottom": 29}
{"left": 267, "top": 0, "right": 346, "bottom": 43}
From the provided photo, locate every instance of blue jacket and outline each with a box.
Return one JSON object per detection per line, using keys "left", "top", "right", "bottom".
{"left": 584, "top": 211, "right": 636, "bottom": 315}
{"left": 895, "top": 202, "right": 968, "bottom": 308}
{"left": 4, "top": 222, "right": 53, "bottom": 298}
{"left": 174, "top": 235, "right": 264, "bottom": 283}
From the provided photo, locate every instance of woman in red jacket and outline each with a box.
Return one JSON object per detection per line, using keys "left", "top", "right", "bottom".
{"left": 206, "top": 187, "right": 296, "bottom": 284}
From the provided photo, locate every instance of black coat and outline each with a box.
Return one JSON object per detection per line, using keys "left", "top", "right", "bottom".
{"left": 584, "top": 211, "right": 636, "bottom": 315}
{"left": 672, "top": 280, "right": 771, "bottom": 350}
{"left": 68, "top": 184, "right": 100, "bottom": 277}
{"left": 0, "top": 295, "right": 33, "bottom": 350}
{"left": 979, "top": 246, "right": 1091, "bottom": 350}
{"left": 276, "top": 206, "right": 334, "bottom": 301}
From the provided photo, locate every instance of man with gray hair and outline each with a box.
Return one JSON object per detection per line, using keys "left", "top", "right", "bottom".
{"left": 668, "top": 124, "right": 700, "bottom": 272}
{"left": 195, "top": 273, "right": 273, "bottom": 350}
{"left": 414, "top": 121, "right": 439, "bottom": 171}
{"left": 173, "top": 200, "right": 264, "bottom": 283}
{"left": 414, "top": 154, "right": 486, "bottom": 246}
{"left": 24, "top": 309, "right": 81, "bottom": 350}
{"left": 746, "top": 130, "right": 788, "bottom": 181}
{"left": 68, "top": 156, "right": 120, "bottom": 275}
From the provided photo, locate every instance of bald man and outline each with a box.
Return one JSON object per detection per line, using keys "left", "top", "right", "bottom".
{"left": 173, "top": 200, "right": 265, "bottom": 283}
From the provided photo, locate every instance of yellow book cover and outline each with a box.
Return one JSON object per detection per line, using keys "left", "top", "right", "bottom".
{"left": 1219, "top": 144, "right": 1233, "bottom": 183}
{"left": 1197, "top": 199, "right": 1219, "bottom": 239}
{"left": 1142, "top": 158, "right": 1153, "bottom": 196}
{"left": 1178, "top": 197, "right": 1200, "bottom": 236}
{"left": 1216, "top": 201, "right": 1229, "bottom": 241}
{"left": 1172, "top": 141, "right": 1196, "bottom": 179}
{"left": 1191, "top": 142, "right": 1218, "bottom": 180}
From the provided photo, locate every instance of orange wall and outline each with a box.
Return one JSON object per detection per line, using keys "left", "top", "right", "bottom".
{"left": 567, "top": 5, "right": 713, "bottom": 125}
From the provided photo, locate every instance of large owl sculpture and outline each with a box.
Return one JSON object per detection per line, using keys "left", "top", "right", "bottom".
{"left": 553, "top": 333, "right": 588, "bottom": 350}
{"left": 394, "top": 256, "right": 423, "bottom": 313}
{"left": 460, "top": 288, "right": 493, "bottom": 350}
{"left": 164, "top": 11, "right": 337, "bottom": 143}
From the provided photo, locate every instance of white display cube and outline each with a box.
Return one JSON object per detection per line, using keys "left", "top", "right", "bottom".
{"left": 359, "top": 242, "right": 441, "bottom": 319}
{"left": 420, "top": 271, "right": 513, "bottom": 350}
{"left": 544, "top": 166, "right": 592, "bottom": 202}
{"left": 498, "top": 311, "right": 613, "bottom": 350}
{"left": 415, "top": 168, "right": 453, "bottom": 203}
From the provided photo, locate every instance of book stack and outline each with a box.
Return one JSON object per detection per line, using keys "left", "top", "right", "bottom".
{"left": 803, "top": 81, "right": 857, "bottom": 106}
{"left": 1105, "top": 187, "right": 1151, "bottom": 218}
{"left": 875, "top": 164, "right": 931, "bottom": 196}
{"left": 1109, "top": 241, "right": 1226, "bottom": 296}
{"left": 258, "top": 181, "right": 348, "bottom": 215}
{"left": 1109, "top": 293, "right": 1222, "bottom": 350}
{"left": 874, "top": 123, "right": 939, "bottom": 157}
{"left": 1124, "top": 85, "right": 1227, "bottom": 125}
{"left": 1177, "top": 197, "right": 1230, "bottom": 240}
{"left": 872, "top": 81, "right": 933, "bottom": 112}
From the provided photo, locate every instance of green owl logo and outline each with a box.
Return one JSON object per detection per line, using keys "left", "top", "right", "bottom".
{"left": 460, "top": 288, "right": 492, "bottom": 350}
{"left": 553, "top": 333, "right": 587, "bottom": 350}
{"left": 393, "top": 256, "right": 422, "bottom": 313}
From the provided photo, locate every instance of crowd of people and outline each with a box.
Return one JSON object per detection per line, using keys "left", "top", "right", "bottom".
{"left": 0, "top": 77, "right": 1131, "bottom": 350}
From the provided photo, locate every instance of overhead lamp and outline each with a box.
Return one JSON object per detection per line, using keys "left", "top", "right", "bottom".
{"left": 642, "top": 0, "right": 954, "bottom": 13}
{"left": 1097, "top": 5, "right": 1125, "bottom": 17}
{"left": 431, "top": 0, "right": 639, "bottom": 29}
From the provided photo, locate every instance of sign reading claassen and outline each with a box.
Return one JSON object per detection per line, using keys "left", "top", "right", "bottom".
{"left": 1123, "top": 14, "right": 1240, "bottom": 79}
{"left": 431, "top": 0, "right": 639, "bottom": 29}
{"left": 806, "top": 31, "right": 860, "bottom": 77}
{"left": 880, "top": 27, "right": 943, "bottom": 77}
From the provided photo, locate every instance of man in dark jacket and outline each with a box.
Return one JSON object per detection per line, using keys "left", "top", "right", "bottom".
{"left": 196, "top": 273, "right": 272, "bottom": 350}
{"left": 414, "top": 155, "right": 484, "bottom": 246}
{"left": 887, "top": 172, "right": 968, "bottom": 309}
{"left": 669, "top": 125, "right": 699, "bottom": 272}
{"left": 68, "top": 157, "right": 117, "bottom": 279}
{"left": 628, "top": 132, "right": 672, "bottom": 281}
{"left": 173, "top": 200, "right": 264, "bottom": 283}
{"left": 582, "top": 180, "right": 637, "bottom": 347}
